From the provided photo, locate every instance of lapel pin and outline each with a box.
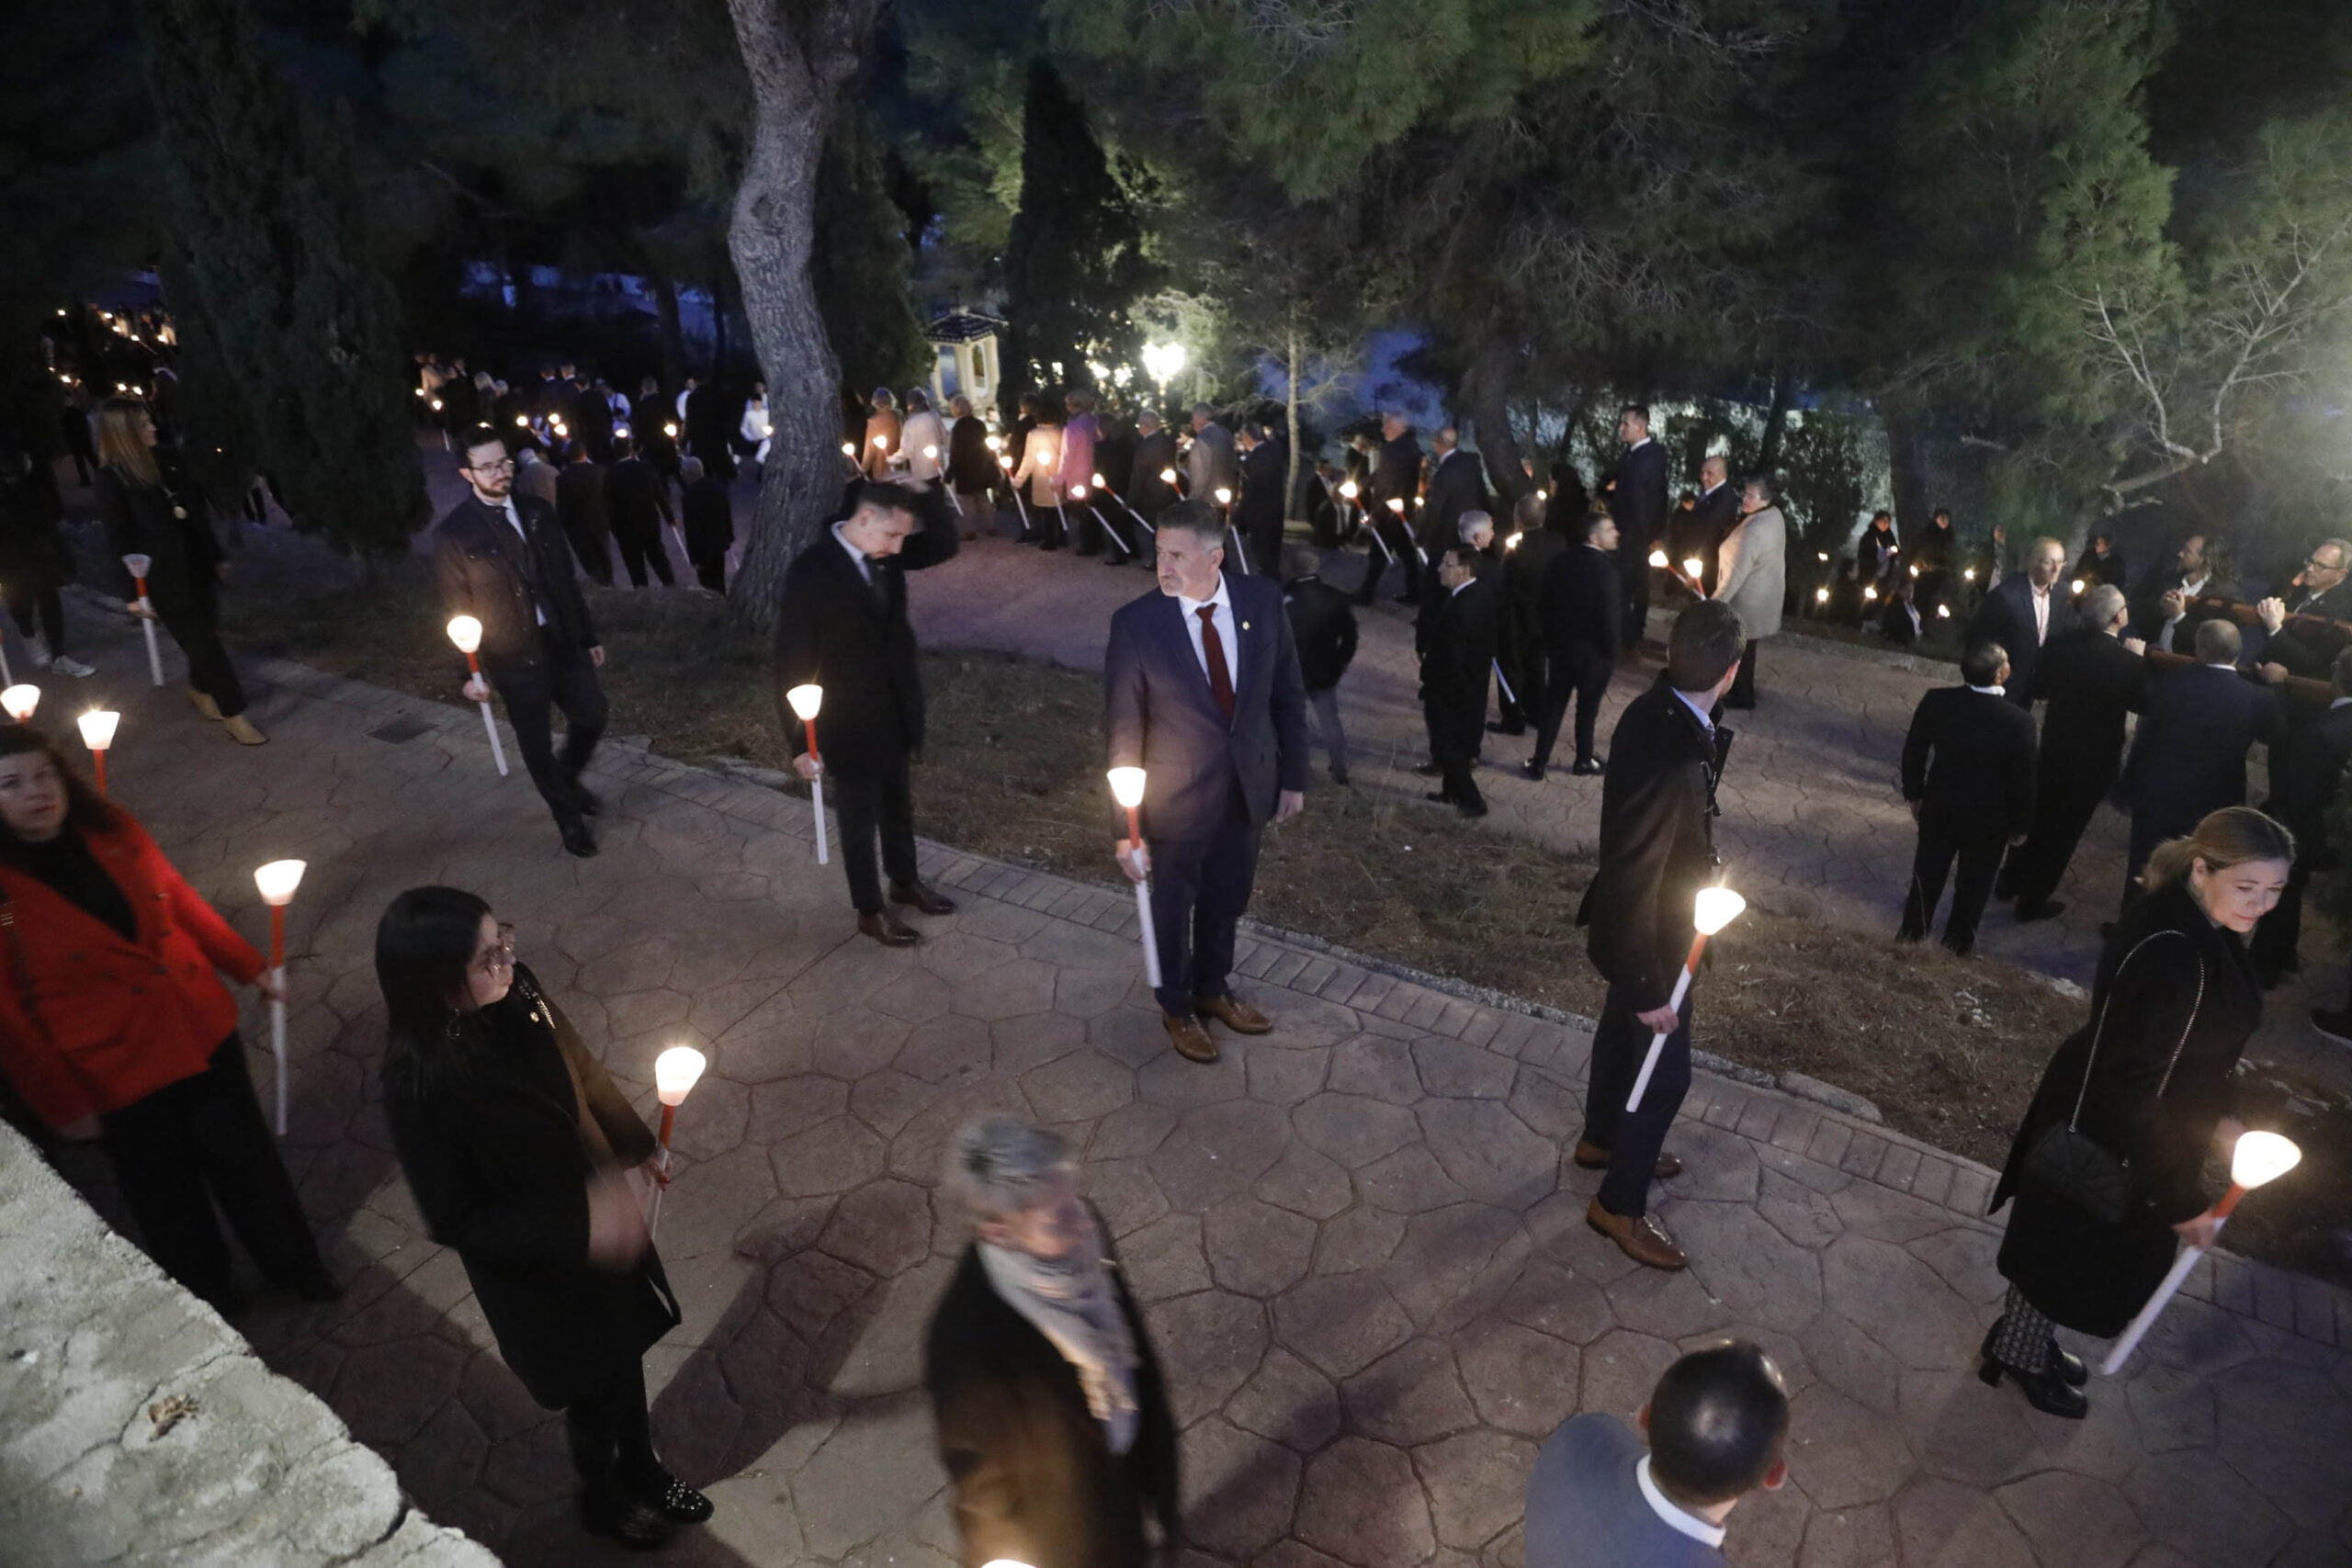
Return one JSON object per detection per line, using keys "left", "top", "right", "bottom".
{"left": 1242, "top": 620, "right": 1250, "bottom": 631}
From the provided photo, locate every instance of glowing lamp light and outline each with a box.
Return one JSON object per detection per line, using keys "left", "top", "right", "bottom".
{"left": 985, "top": 434, "right": 1003, "bottom": 452}
{"left": 76, "top": 710, "right": 119, "bottom": 750}
{"left": 654, "top": 1045, "right": 707, "bottom": 1107}
{"left": 664, "top": 422, "right": 678, "bottom": 437}
{"left": 1963, "top": 568, "right": 1977, "bottom": 582}
{"left": 515, "top": 415, "right": 529, "bottom": 427}
{"left": 1107, "top": 766, "right": 1147, "bottom": 811}
{"left": 1537, "top": 488, "right": 1548, "bottom": 501}
{"left": 1682, "top": 557, "right": 1705, "bottom": 580}
{"left": 1647, "top": 549, "right": 1669, "bottom": 570}
{"left": 1817, "top": 551, "right": 1830, "bottom": 562}
{"left": 430, "top": 398, "right": 443, "bottom": 412}
{"left": 1910, "top": 563, "right": 1921, "bottom": 577}
{"left": 2232, "top": 1131, "right": 2301, "bottom": 1190}
{"left": 1071, "top": 485, "right": 1089, "bottom": 499}
{"left": 1160, "top": 468, "right": 1179, "bottom": 485}
{"left": 1140, "top": 342, "right": 1187, "bottom": 382}
{"left": 447, "top": 615, "right": 483, "bottom": 655}
{"left": 1506, "top": 532, "right": 1523, "bottom": 551}
{"left": 1386, "top": 498, "right": 1406, "bottom": 515}
{"left": 614, "top": 423, "right": 632, "bottom": 442}
{"left": 2071, "top": 579, "right": 2086, "bottom": 595}
{"left": 980, "top": 1561, "right": 1040, "bottom": 1568}
{"left": 1938, "top": 604, "right": 1952, "bottom": 618}
{"left": 1340, "top": 479, "right": 1360, "bottom": 500}
{"left": 1091, "top": 472, "right": 1109, "bottom": 489}
{"left": 1864, "top": 586, "right": 1879, "bottom": 602}
{"left": 873, "top": 434, "right": 888, "bottom": 448}
{"left": 923, "top": 445, "right": 940, "bottom": 461}
{"left": 3, "top": 685, "right": 39, "bottom": 722}
{"left": 786, "top": 683, "right": 823, "bottom": 724}
{"left": 1815, "top": 587, "right": 1831, "bottom": 603}
{"left": 254, "top": 859, "right": 306, "bottom": 906}
{"left": 1214, "top": 487, "right": 1233, "bottom": 506}
{"left": 1694, "top": 886, "right": 1747, "bottom": 936}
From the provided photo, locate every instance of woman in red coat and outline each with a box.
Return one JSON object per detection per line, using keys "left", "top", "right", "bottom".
{"left": 0, "top": 726, "right": 332, "bottom": 1314}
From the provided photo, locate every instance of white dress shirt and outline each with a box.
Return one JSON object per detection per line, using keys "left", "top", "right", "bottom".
{"left": 2030, "top": 582, "right": 2052, "bottom": 644}
{"left": 1635, "top": 1457, "right": 1727, "bottom": 1550}
{"left": 1671, "top": 685, "right": 1716, "bottom": 737}
{"left": 498, "top": 497, "right": 547, "bottom": 626}
{"left": 831, "top": 522, "right": 875, "bottom": 586}
{"left": 2159, "top": 572, "right": 2211, "bottom": 652}
{"left": 1177, "top": 576, "right": 1239, "bottom": 694}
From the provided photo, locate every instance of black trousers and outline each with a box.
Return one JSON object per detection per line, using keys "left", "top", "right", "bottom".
{"left": 6, "top": 582, "right": 66, "bottom": 657}
{"left": 1516, "top": 642, "right": 1549, "bottom": 742}
{"left": 1147, "top": 795, "right": 1262, "bottom": 1017}
{"left": 1999, "top": 763, "right": 2112, "bottom": 909}
{"left": 1425, "top": 696, "right": 1486, "bottom": 811}
{"left": 567, "top": 525, "right": 615, "bottom": 586}
{"left": 1493, "top": 639, "right": 1528, "bottom": 728}
{"left": 1724, "top": 638, "right": 1759, "bottom": 708}
{"left": 153, "top": 587, "right": 247, "bottom": 719}
{"left": 100, "top": 1034, "right": 324, "bottom": 1309}
{"left": 485, "top": 642, "right": 607, "bottom": 829}
{"left": 1622, "top": 555, "right": 1653, "bottom": 644}
{"left": 831, "top": 751, "right": 921, "bottom": 915}
{"left": 1902, "top": 809, "right": 2007, "bottom": 953}
{"left": 1581, "top": 984, "right": 1693, "bottom": 1218}
{"left": 1532, "top": 653, "right": 1612, "bottom": 771}
{"left": 566, "top": 1357, "right": 666, "bottom": 1495}
{"left": 692, "top": 556, "right": 728, "bottom": 592}
{"left": 613, "top": 527, "right": 674, "bottom": 589}
{"left": 1358, "top": 515, "right": 1420, "bottom": 603}
{"left": 1244, "top": 516, "right": 1283, "bottom": 580}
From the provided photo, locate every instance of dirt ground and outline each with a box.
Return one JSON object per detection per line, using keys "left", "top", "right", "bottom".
{"left": 229, "top": 581, "right": 2349, "bottom": 1284}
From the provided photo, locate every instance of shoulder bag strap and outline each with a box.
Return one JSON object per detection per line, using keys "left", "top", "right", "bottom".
{"left": 2069, "top": 930, "right": 2195, "bottom": 1130}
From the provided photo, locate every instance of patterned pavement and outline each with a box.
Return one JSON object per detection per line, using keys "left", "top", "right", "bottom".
{"left": 30, "top": 591, "right": 2352, "bottom": 1568}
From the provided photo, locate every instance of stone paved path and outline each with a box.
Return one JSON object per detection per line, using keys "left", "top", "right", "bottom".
{"left": 31, "top": 594, "right": 2352, "bottom": 1567}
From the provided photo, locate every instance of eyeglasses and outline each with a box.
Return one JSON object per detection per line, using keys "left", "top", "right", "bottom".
{"left": 471, "top": 922, "right": 517, "bottom": 977}
{"left": 464, "top": 458, "right": 515, "bottom": 475}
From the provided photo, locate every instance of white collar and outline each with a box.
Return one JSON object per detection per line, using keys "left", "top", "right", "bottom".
{"left": 1451, "top": 578, "right": 1474, "bottom": 597}
{"left": 2029, "top": 581, "right": 2052, "bottom": 599}
{"left": 1636, "top": 1458, "right": 1727, "bottom": 1550}
{"left": 1628, "top": 435, "right": 1653, "bottom": 452}
{"left": 1671, "top": 686, "right": 1716, "bottom": 736}
{"left": 1178, "top": 575, "right": 1232, "bottom": 615}
{"left": 2332, "top": 697, "right": 2352, "bottom": 710}
{"left": 2181, "top": 573, "right": 2210, "bottom": 594}
{"left": 1968, "top": 683, "right": 2006, "bottom": 696}
{"left": 1701, "top": 480, "right": 1724, "bottom": 497}
{"left": 831, "top": 521, "right": 875, "bottom": 580}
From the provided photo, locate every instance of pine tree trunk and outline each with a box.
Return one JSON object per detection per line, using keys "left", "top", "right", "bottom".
{"left": 720, "top": 0, "right": 876, "bottom": 634}
{"left": 1757, "top": 369, "right": 1795, "bottom": 473}
{"left": 1464, "top": 343, "right": 1532, "bottom": 505}
{"left": 1284, "top": 327, "right": 1302, "bottom": 523}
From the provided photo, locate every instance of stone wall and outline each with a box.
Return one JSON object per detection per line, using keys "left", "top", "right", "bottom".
{"left": 0, "top": 1122, "right": 497, "bottom": 1567}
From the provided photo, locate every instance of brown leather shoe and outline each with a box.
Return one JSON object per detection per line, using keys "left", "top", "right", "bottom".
{"left": 888, "top": 880, "right": 957, "bottom": 916}
{"left": 857, "top": 909, "right": 920, "bottom": 948}
{"left": 1194, "top": 994, "right": 1272, "bottom": 1034}
{"left": 1573, "top": 1139, "right": 1683, "bottom": 1179}
{"left": 1163, "top": 1012, "right": 1219, "bottom": 1064}
{"left": 1587, "top": 1198, "right": 1687, "bottom": 1270}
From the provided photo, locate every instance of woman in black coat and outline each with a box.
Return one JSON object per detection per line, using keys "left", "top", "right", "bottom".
{"left": 1983, "top": 807, "right": 2290, "bottom": 1418}
{"left": 927, "top": 1116, "right": 1178, "bottom": 1568}
{"left": 91, "top": 396, "right": 263, "bottom": 744}
{"left": 375, "top": 887, "right": 713, "bottom": 1547}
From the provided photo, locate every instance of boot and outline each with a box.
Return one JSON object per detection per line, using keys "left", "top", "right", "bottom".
{"left": 222, "top": 715, "right": 267, "bottom": 746}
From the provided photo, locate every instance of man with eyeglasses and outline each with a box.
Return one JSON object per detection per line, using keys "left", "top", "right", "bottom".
{"left": 435, "top": 426, "right": 610, "bottom": 858}
{"left": 2254, "top": 537, "right": 2352, "bottom": 683}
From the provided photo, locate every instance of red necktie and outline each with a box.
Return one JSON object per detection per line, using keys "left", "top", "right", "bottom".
{"left": 1197, "top": 604, "right": 1236, "bottom": 721}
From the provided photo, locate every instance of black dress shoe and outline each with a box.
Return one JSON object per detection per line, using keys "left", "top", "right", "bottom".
{"left": 1570, "top": 758, "right": 1606, "bottom": 775}
{"left": 560, "top": 821, "right": 600, "bottom": 859}
{"left": 2312, "top": 1006, "right": 2352, "bottom": 1043}
{"left": 1413, "top": 761, "right": 1442, "bottom": 777}
{"left": 641, "top": 1475, "right": 713, "bottom": 1524}
{"left": 1424, "top": 790, "right": 1454, "bottom": 805}
{"left": 571, "top": 783, "right": 605, "bottom": 818}
{"left": 581, "top": 1488, "right": 676, "bottom": 1549}
{"left": 857, "top": 909, "right": 921, "bottom": 947}
{"left": 1979, "top": 1350, "right": 2088, "bottom": 1418}
{"left": 1521, "top": 761, "right": 1546, "bottom": 782}
{"left": 888, "top": 879, "right": 956, "bottom": 916}
{"left": 2015, "top": 899, "right": 2065, "bottom": 922}
{"left": 1458, "top": 799, "right": 1488, "bottom": 818}
{"left": 1894, "top": 923, "right": 1925, "bottom": 943}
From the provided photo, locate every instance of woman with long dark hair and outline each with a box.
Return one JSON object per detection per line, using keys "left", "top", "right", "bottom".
{"left": 374, "top": 887, "right": 713, "bottom": 1547}
{"left": 92, "top": 395, "right": 264, "bottom": 745}
{"left": 0, "top": 726, "right": 330, "bottom": 1314}
{"left": 1983, "top": 806, "right": 2289, "bottom": 1418}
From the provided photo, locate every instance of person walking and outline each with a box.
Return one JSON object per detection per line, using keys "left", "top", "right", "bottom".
{"left": 2120, "top": 619, "right": 2282, "bottom": 897}
{"left": 1525, "top": 509, "right": 1622, "bottom": 780}
{"left": 1359, "top": 411, "right": 1423, "bottom": 605}
{"left": 605, "top": 434, "right": 677, "bottom": 589}
{"left": 945, "top": 394, "right": 995, "bottom": 538}
{"left": 435, "top": 428, "right": 609, "bottom": 860}
{"left": 1058, "top": 389, "right": 1105, "bottom": 557}
{"left": 92, "top": 397, "right": 264, "bottom": 744}
{"left": 776, "top": 482, "right": 963, "bottom": 946}
{"left": 860, "top": 387, "right": 902, "bottom": 480}
{"left": 1011, "top": 402, "right": 1065, "bottom": 547}
{"left": 1711, "top": 474, "right": 1786, "bottom": 711}
{"left": 1105, "top": 502, "right": 1309, "bottom": 1065}
{"left": 0, "top": 726, "right": 334, "bottom": 1315}
{"left": 902, "top": 388, "right": 948, "bottom": 491}
{"left": 1282, "top": 544, "right": 1359, "bottom": 786}
{"left": 1983, "top": 807, "right": 2289, "bottom": 1418}
{"left": 1419, "top": 546, "right": 1498, "bottom": 818}
{"left": 374, "top": 886, "right": 712, "bottom": 1546}
{"left": 1577, "top": 601, "right": 1745, "bottom": 1269}
{"left": 1234, "top": 421, "right": 1288, "bottom": 575}
{"left": 925, "top": 1116, "right": 1178, "bottom": 1568}
{"left": 555, "top": 441, "right": 615, "bottom": 587}
{"left": 679, "top": 457, "right": 735, "bottom": 594}
{"left": 1895, "top": 642, "right": 2038, "bottom": 956}
{"left": 1997, "top": 585, "right": 2147, "bottom": 923}
{"left": 0, "top": 446, "right": 96, "bottom": 678}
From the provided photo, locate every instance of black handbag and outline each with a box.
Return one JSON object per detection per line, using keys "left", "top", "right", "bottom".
{"left": 2022, "top": 932, "right": 2202, "bottom": 1225}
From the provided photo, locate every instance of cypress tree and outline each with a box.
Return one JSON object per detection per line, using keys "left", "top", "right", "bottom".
{"left": 137, "top": 0, "right": 424, "bottom": 556}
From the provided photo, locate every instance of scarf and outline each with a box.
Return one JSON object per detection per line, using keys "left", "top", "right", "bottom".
{"left": 979, "top": 1231, "right": 1141, "bottom": 1455}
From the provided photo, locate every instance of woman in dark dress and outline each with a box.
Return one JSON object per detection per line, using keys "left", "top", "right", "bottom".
{"left": 374, "top": 887, "right": 713, "bottom": 1547}
{"left": 92, "top": 396, "right": 264, "bottom": 745}
{"left": 1983, "top": 807, "right": 2290, "bottom": 1417}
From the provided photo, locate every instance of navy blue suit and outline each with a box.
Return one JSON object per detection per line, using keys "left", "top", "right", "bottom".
{"left": 2121, "top": 662, "right": 2283, "bottom": 893}
{"left": 1106, "top": 573, "right": 1308, "bottom": 1014}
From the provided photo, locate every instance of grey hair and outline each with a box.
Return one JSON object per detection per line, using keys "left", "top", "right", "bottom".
{"left": 1741, "top": 471, "right": 1778, "bottom": 504}
{"left": 2318, "top": 537, "right": 2352, "bottom": 567}
{"left": 680, "top": 457, "right": 706, "bottom": 484}
{"left": 947, "top": 1115, "right": 1071, "bottom": 1220}
{"left": 2084, "top": 583, "right": 2127, "bottom": 627}
{"left": 1459, "top": 509, "right": 1494, "bottom": 542}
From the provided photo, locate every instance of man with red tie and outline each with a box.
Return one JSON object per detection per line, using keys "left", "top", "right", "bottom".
{"left": 1105, "top": 502, "right": 1310, "bottom": 1064}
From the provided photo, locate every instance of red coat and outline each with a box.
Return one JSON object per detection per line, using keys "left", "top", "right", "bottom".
{"left": 0, "top": 814, "right": 264, "bottom": 1128}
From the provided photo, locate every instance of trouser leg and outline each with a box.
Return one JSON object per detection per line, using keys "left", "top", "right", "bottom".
{"left": 1726, "top": 639, "right": 1758, "bottom": 706}
{"left": 155, "top": 592, "right": 249, "bottom": 718}
{"left": 1306, "top": 686, "right": 1348, "bottom": 776}
{"left": 874, "top": 750, "right": 921, "bottom": 891}
{"left": 1148, "top": 832, "right": 1209, "bottom": 1015}
{"left": 1574, "top": 660, "right": 1612, "bottom": 764}
{"left": 575, "top": 529, "right": 617, "bottom": 586}
{"left": 548, "top": 650, "right": 607, "bottom": 794}
{"left": 641, "top": 530, "right": 675, "bottom": 586}
{"left": 485, "top": 657, "right": 575, "bottom": 827}
{"left": 102, "top": 1074, "right": 239, "bottom": 1307}
{"left": 1531, "top": 655, "right": 1576, "bottom": 772}
{"left": 829, "top": 767, "right": 888, "bottom": 914}
{"left": 1189, "top": 807, "right": 1261, "bottom": 1004}
{"left": 565, "top": 1358, "right": 663, "bottom": 1493}
{"left": 1945, "top": 831, "right": 2007, "bottom": 953}
{"left": 694, "top": 558, "right": 727, "bottom": 592}
{"left": 178, "top": 1036, "right": 325, "bottom": 1287}
{"left": 2007, "top": 779, "right": 2103, "bottom": 909}
{"left": 1581, "top": 983, "right": 1691, "bottom": 1219}
{"left": 1901, "top": 817, "right": 1959, "bottom": 938}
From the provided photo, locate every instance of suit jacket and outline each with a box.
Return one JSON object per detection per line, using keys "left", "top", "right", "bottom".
{"left": 1967, "top": 577, "right": 2076, "bottom": 706}
{"left": 681, "top": 476, "right": 734, "bottom": 563}
{"left": 925, "top": 1231, "right": 1179, "bottom": 1568}
{"left": 1104, "top": 573, "right": 1309, "bottom": 844}
{"left": 1901, "top": 685, "right": 2037, "bottom": 839}
{"left": 1370, "top": 432, "right": 1423, "bottom": 523}
{"left": 1419, "top": 581, "right": 1498, "bottom": 754}
{"left": 1131, "top": 431, "right": 1179, "bottom": 514}
{"left": 774, "top": 502, "right": 959, "bottom": 775}
{"left": 2130, "top": 574, "right": 2239, "bottom": 652}
{"left": 947, "top": 414, "right": 994, "bottom": 491}
{"left": 1679, "top": 482, "right": 1741, "bottom": 589}
{"left": 1421, "top": 447, "right": 1487, "bottom": 551}
{"left": 1283, "top": 575, "right": 1358, "bottom": 693}
{"left": 1183, "top": 421, "right": 1238, "bottom": 499}
{"left": 1539, "top": 545, "right": 1623, "bottom": 667}
{"left": 1505, "top": 528, "right": 1570, "bottom": 660}
{"left": 434, "top": 493, "right": 597, "bottom": 660}
{"left": 2256, "top": 580, "right": 2352, "bottom": 678}
{"left": 2072, "top": 547, "right": 2128, "bottom": 590}
{"left": 2030, "top": 627, "right": 2149, "bottom": 796}
{"left": 555, "top": 460, "right": 609, "bottom": 543}
{"left": 2267, "top": 701, "right": 2352, "bottom": 863}
{"left": 1577, "top": 674, "right": 1723, "bottom": 1010}
{"left": 1714, "top": 504, "right": 1786, "bottom": 641}
{"left": 605, "top": 456, "right": 670, "bottom": 538}
{"left": 2122, "top": 662, "right": 2284, "bottom": 831}
{"left": 1607, "top": 438, "right": 1668, "bottom": 570}
{"left": 1236, "top": 438, "right": 1287, "bottom": 534}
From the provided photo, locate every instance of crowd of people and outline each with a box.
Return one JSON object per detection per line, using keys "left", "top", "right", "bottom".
{"left": 0, "top": 344, "right": 2335, "bottom": 1562}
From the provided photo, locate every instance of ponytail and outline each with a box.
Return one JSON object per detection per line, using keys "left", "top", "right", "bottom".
{"left": 2140, "top": 806, "right": 2294, "bottom": 893}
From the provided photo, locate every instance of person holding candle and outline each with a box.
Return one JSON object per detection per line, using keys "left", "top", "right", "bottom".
{"left": 1525, "top": 507, "right": 1622, "bottom": 781}
{"left": 0, "top": 726, "right": 333, "bottom": 1314}
{"left": 435, "top": 427, "right": 609, "bottom": 859}
{"left": 1710, "top": 474, "right": 1786, "bottom": 712}
{"left": 1105, "top": 502, "right": 1309, "bottom": 1064}
{"left": 1983, "top": 807, "right": 2288, "bottom": 1418}
{"left": 373, "top": 886, "right": 711, "bottom": 1544}
{"left": 1011, "top": 397, "right": 1066, "bottom": 547}
{"left": 1057, "top": 389, "right": 1105, "bottom": 557}
{"left": 92, "top": 397, "right": 264, "bottom": 744}
{"left": 1129, "top": 410, "right": 1179, "bottom": 523}
{"left": 861, "top": 385, "right": 902, "bottom": 480}
{"left": 777, "top": 481, "right": 962, "bottom": 945}
{"left": 1358, "top": 410, "right": 1422, "bottom": 605}
{"left": 1576, "top": 600, "right": 1745, "bottom": 1270}
{"left": 945, "top": 394, "right": 996, "bottom": 536}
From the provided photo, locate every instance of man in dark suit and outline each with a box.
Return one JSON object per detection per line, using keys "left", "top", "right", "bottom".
{"left": 604, "top": 434, "right": 676, "bottom": 589}
{"left": 2252, "top": 646, "right": 2352, "bottom": 985}
{"left": 1105, "top": 502, "right": 1309, "bottom": 1064}
{"left": 1896, "top": 641, "right": 2038, "bottom": 956}
{"left": 1283, "top": 545, "right": 1358, "bottom": 786}
{"left": 1419, "top": 547, "right": 1498, "bottom": 818}
{"left": 1130, "top": 412, "right": 1179, "bottom": 521}
{"left": 1525, "top": 509, "right": 1623, "bottom": 780}
{"left": 2071, "top": 531, "right": 2127, "bottom": 591}
{"left": 927, "top": 1116, "right": 1178, "bottom": 1568}
{"left": 435, "top": 429, "right": 608, "bottom": 859}
{"left": 2130, "top": 532, "right": 2234, "bottom": 652}
{"left": 554, "top": 441, "right": 613, "bottom": 586}
{"left": 1576, "top": 600, "right": 1745, "bottom": 1270}
{"left": 2253, "top": 536, "right": 2352, "bottom": 682}
{"left": 1998, "top": 585, "right": 2148, "bottom": 921}
{"left": 679, "top": 457, "right": 734, "bottom": 592}
{"left": 2120, "top": 617, "right": 2285, "bottom": 897}
{"left": 1680, "top": 454, "right": 1740, "bottom": 595}
{"left": 1502, "top": 492, "right": 1566, "bottom": 745}
{"left": 1605, "top": 404, "right": 1668, "bottom": 643}
{"left": 778, "top": 481, "right": 963, "bottom": 946}
{"left": 1966, "top": 536, "right": 2074, "bottom": 707}
{"left": 1234, "top": 421, "right": 1288, "bottom": 577}
{"left": 1419, "top": 426, "right": 1487, "bottom": 569}
{"left": 1359, "top": 411, "right": 1425, "bottom": 605}
{"left": 682, "top": 378, "right": 736, "bottom": 482}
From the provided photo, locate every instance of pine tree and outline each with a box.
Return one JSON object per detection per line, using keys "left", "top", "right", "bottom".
{"left": 813, "top": 109, "right": 934, "bottom": 398}
{"left": 138, "top": 0, "right": 424, "bottom": 555}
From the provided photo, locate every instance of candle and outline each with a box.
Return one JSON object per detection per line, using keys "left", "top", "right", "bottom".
{"left": 121, "top": 553, "right": 164, "bottom": 686}
{"left": 254, "top": 859, "right": 306, "bottom": 1135}
{"left": 1, "top": 684, "right": 37, "bottom": 723}
{"left": 2102, "top": 1132, "right": 2301, "bottom": 1373}
{"left": 446, "top": 616, "right": 509, "bottom": 776}
{"left": 786, "top": 684, "right": 829, "bottom": 864}
{"left": 1106, "top": 768, "right": 1162, "bottom": 988}
{"left": 78, "top": 709, "right": 119, "bottom": 795}
{"left": 1627, "top": 886, "right": 1746, "bottom": 1111}
{"left": 647, "top": 1045, "right": 708, "bottom": 1240}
